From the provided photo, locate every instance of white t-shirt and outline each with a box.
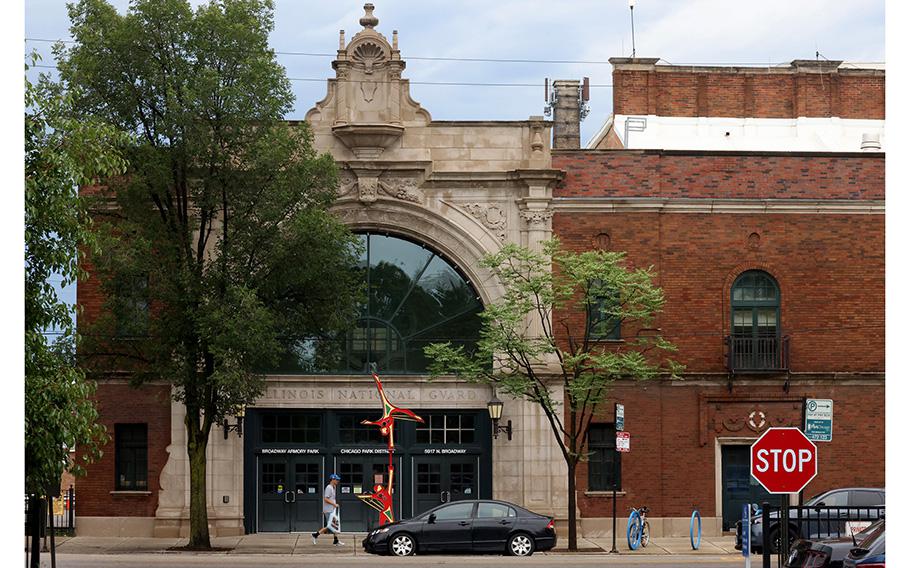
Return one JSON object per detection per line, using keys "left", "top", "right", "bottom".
{"left": 323, "top": 483, "right": 337, "bottom": 513}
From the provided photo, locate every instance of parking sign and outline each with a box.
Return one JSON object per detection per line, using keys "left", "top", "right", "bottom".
{"left": 805, "top": 399, "right": 833, "bottom": 442}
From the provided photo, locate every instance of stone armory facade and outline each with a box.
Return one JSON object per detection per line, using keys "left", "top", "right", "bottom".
{"left": 76, "top": 6, "right": 884, "bottom": 538}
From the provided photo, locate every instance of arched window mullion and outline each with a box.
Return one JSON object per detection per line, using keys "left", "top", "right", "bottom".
{"left": 386, "top": 250, "right": 436, "bottom": 325}
{"left": 730, "top": 270, "right": 781, "bottom": 372}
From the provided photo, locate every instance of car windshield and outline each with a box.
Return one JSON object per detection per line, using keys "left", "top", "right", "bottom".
{"left": 857, "top": 521, "right": 885, "bottom": 549}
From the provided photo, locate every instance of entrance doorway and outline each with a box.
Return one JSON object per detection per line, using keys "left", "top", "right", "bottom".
{"left": 258, "top": 455, "right": 323, "bottom": 532}
{"left": 721, "top": 444, "right": 772, "bottom": 531}
{"left": 413, "top": 455, "right": 479, "bottom": 517}
{"left": 334, "top": 454, "right": 402, "bottom": 532}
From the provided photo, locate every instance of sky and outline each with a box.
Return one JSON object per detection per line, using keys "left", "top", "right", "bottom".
{"left": 23, "top": 0, "right": 886, "bottom": 310}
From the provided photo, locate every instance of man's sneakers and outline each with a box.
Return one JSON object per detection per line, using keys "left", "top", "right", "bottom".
{"left": 311, "top": 532, "right": 319, "bottom": 545}
{"left": 333, "top": 540, "right": 346, "bottom": 546}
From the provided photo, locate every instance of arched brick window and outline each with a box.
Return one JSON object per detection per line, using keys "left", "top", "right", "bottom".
{"left": 729, "top": 270, "right": 784, "bottom": 372}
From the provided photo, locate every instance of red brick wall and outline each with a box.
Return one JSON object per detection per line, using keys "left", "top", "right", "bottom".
{"left": 553, "top": 151, "right": 885, "bottom": 200}
{"left": 575, "top": 382, "right": 884, "bottom": 518}
{"left": 553, "top": 149, "right": 884, "bottom": 519}
{"left": 79, "top": 383, "right": 171, "bottom": 517}
{"left": 553, "top": 211, "right": 884, "bottom": 374}
{"left": 613, "top": 68, "right": 885, "bottom": 119}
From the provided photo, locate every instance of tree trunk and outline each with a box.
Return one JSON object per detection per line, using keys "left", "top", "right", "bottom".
{"left": 187, "top": 428, "right": 211, "bottom": 549}
{"left": 567, "top": 459, "right": 578, "bottom": 551}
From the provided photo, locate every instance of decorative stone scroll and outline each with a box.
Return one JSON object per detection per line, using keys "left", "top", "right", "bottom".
{"left": 336, "top": 168, "right": 423, "bottom": 204}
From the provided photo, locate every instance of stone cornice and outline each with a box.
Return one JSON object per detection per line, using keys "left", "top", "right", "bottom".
{"left": 551, "top": 197, "right": 885, "bottom": 215}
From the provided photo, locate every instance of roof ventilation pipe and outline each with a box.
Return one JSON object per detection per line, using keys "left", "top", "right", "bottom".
{"left": 861, "top": 133, "right": 882, "bottom": 151}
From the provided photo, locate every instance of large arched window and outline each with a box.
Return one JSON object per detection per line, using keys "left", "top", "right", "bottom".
{"left": 277, "top": 233, "right": 484, "bottom": 374}
{"left": 729, "top": 270, "right": 783, "bottom": 371}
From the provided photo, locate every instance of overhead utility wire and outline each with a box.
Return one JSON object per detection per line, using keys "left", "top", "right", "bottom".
{"left": 29, "top": 64, "right": 612, "bottom": 88}
{"left": 28, "top": 38, "right": 883, "bottom": 68}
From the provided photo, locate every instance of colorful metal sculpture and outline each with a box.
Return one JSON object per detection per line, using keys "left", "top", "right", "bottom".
{"left": 359, "top": 368, "right": 423, "bottom": 525}
{"left": 360, "top": 371, "right": 425, "bottom": 451}
{"left": 356, "top": 465, "right": 396, "bottom": 524}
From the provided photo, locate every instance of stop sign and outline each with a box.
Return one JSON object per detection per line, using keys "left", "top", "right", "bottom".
{"left": 750, "top": 427, "right": 818, "bottom": 494}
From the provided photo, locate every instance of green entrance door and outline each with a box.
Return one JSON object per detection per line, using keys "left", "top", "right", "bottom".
{"left": 258, "top": 455, "right": 323, "bottom": 532}
{"left": 721, "top": 444, "right": 772, "bottom": 531}
{"left": 413, "top": 455, "right": 479, "bottom": 517}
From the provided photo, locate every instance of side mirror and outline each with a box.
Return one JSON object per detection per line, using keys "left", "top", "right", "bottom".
{"left": 427, "top": 513, "right": 436, "bottom": 524}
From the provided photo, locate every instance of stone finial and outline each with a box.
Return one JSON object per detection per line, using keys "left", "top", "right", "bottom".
{"left": 360, "top": 3, "right": 379, "bottom": 29}
{"left": 392, "top": 30, "right": 398, "bottom": 50}
{"left": 339, "top": 30, "right": 345, "bottom": 50}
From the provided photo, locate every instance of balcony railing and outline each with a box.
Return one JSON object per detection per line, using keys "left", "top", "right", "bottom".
{"left": 725, "top": 334, "right": 790, "bottom": 373}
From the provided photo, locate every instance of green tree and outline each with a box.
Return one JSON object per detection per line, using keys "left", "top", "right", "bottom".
{"left": 25, "top": 58, "right": 127, "bottom": 496}
{"left": 58, "top": 0, "right": 362, "bottom": 548}
{"left": 425, "top": 239, "right": 681, "bottom": 551}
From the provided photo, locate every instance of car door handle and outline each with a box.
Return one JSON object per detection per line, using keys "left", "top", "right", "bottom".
{"left": 459, "top": 521, "right": 470, "bottom": 526}
{"left": 499, "top": 520, "right": 511, "bottom": 525}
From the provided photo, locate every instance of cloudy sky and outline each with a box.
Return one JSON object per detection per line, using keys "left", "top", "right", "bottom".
{"left": 27, "top": 0, "right": 885, "bottom": 146}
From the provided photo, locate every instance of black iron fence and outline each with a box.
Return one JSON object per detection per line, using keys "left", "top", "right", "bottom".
{"left": 736, "top": 503, "right": 885, "bottom": 566}
{"left": 24, "top": 487, "right": 76, "bottom": 536}
{"left": 726, "top": 334, "right": 790, "bottom": 373}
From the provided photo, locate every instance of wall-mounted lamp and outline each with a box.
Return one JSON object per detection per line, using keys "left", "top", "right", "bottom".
{"left": 222, "top": 406, "right": 245, "bottom": 440}
{"left": 487, "top": 394, "right": 513, "bottom": 441}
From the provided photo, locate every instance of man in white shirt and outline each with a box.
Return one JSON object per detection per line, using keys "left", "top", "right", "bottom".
{"left": 312, "top": 473, "right": 344, "bottom": 545}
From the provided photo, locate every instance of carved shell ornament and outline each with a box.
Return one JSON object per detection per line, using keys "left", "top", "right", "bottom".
{"left": 352, "top": 41, "right": 387, "bottom": 74}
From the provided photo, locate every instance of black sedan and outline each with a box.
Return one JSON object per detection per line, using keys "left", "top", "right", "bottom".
{"left": 362, "top": 499, "right": 557, "bottom": 557}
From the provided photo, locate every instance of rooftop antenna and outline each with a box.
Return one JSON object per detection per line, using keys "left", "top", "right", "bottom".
{"left": 629, "top": 0, "right": 637, "bottom": 58}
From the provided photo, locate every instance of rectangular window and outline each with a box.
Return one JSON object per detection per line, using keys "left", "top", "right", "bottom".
{"left": 587, "top": 281, "right": 621, "bottom": 340}
{"left": 587, "top": 423, "right": 621, "bottom": 491}
{"left": 338, "top": 413, "right": 383, "bottom": 444}
{"left": 261, "top": 414, "right": 321, "bottom": 444}
{"left": 416, "top": 413, "right": 475, "bottom": 444}
{"left": 115, "top": 424, "right": 148, "bottom": 490}
{"left": 116, "top": 275, "right": 150, "bottom": 337}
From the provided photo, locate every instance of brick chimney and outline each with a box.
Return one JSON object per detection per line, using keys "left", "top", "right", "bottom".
{"left": 552, "top": 80, "right": 581, "bottom": 149}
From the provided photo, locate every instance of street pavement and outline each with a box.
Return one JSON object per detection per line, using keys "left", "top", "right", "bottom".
{"left": 26, "top": 533, "right": 760, "bottom": 567}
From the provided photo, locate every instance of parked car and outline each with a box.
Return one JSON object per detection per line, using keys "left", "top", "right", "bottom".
{"left": 843, "top": 519, "right": 884, "bottom": 567}
{"left": 362, "top": 499, "right": 557, "bottom": 557}
{"left": 786, "top": 519, "right": 884, "bottom": 568}
{"left": 736, "top": 488, "right": 885, "bottom": 553}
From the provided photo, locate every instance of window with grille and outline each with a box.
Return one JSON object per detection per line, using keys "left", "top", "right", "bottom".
{"left": 261, "top": 414, "right": 321, "bottom": 444}
{"left": 416, "top": 413, "right": 475, "bottom": 444}
{"left": 587, "top": 423, "right": 620, "bottom": 491}
{"left": 338, "top": 413, "right": 384, "bottom": 444}
{"left": 115, "top": 423, "right": 148, "bottom": 490}
{"left": 730, "top": 270, "right": 782, "bottom": 371}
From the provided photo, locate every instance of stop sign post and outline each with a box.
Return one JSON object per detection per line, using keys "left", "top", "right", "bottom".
{"left": 750, "top": 427, "right": 818, "bottom": 494}
{"left": 750, "top": 428, "right": 817, "bottom": 566}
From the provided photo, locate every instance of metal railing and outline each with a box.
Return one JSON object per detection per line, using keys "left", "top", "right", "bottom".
{"left": 726, "top": 334, "right": 790, "bottom": 373}
{"left": 24, "top": 487, "right": 76, "bottom": 536}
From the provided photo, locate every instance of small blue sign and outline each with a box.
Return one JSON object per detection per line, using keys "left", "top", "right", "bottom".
{"left": 742, "top": 504, "right": 750, "bottom": 558}
{"left": 615, "top": 403, "right": 625, "bottom": 432}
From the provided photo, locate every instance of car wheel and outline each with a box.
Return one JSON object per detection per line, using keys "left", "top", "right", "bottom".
{"left": 507, "top": 533, "right": 535, "bottom": 557}
{"left": 389, "top": 533, "right": 416, "bottom": 557}
{"left": 767, "top": 526, "right": 797, "bottom": 554}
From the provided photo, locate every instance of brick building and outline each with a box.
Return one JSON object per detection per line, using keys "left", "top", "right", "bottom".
{"left": 551, "top": 58, "right": 884, "bottom": 536}
{"left": 75, "top": 6, "right": 884, "bottom": 539}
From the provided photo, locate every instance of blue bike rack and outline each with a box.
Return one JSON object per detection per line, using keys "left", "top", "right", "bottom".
{"left": 627, "top": 509, "right": 642, "bottom": 550}
{"left": 690, "top": 508, "right": 702, "bottom": 550}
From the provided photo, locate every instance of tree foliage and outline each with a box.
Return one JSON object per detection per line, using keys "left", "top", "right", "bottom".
{"left": 25, "top": 57, "right": 127, "bottom": 495}
{"left": 425, "top": 238, "right": 681, "bottom": 550}
{"left": 58, "top": 0, "right": 362, "bottom": 547}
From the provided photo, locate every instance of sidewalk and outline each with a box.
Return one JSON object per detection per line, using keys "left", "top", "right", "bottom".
{"left": 45, "top": 534, "right": 742, "bottom": 556}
